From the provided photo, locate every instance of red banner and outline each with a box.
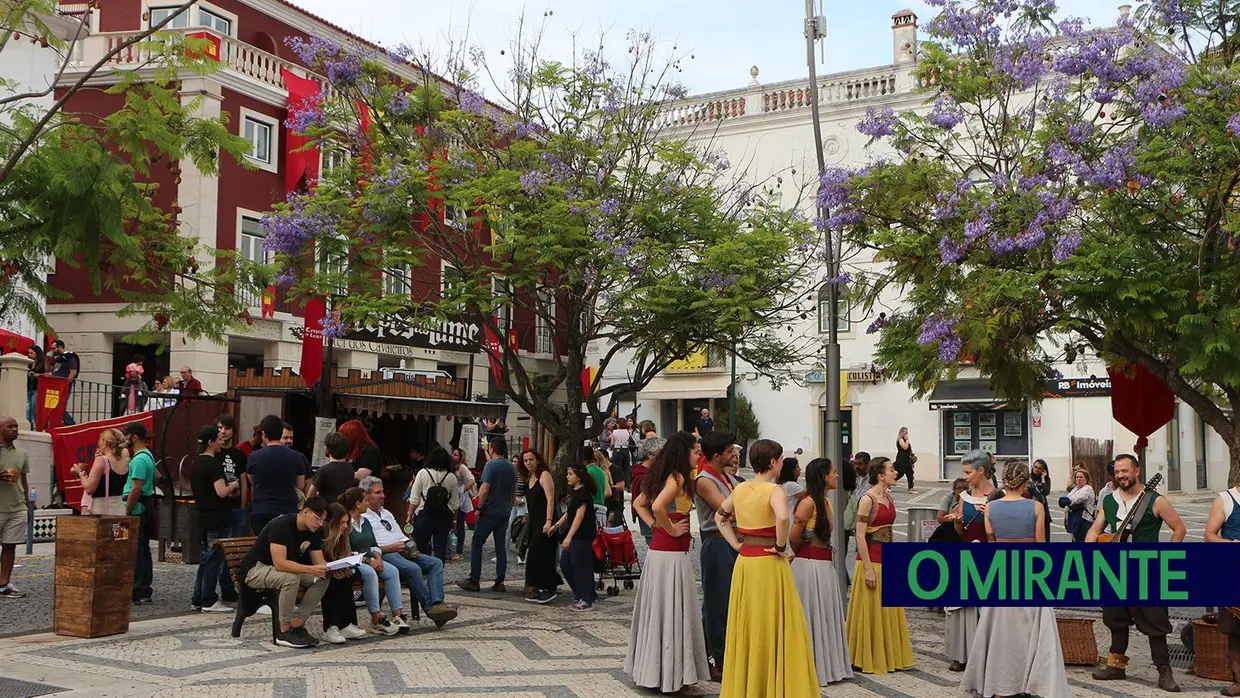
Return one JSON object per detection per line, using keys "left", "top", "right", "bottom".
{"left": 280, "top": 67, "right": 322, "bottom": 193}
{"left": 481, "top": 325, "right": 503, "bottom": 387}
{"left": 1108, "top": 362, "right": 1175, "bottom": 450}
{"left": 51, "top": 413, "right": 154, "bottom": 512}
{"left": 508, "top": 328, "right": 520, "bottom": 355}
{"left": 186, "top": 31, "right": 221, "bottom": 61}
{"left": 261, "top": 285, "right": 276, "bottom": 318}
{"left": 0, "top": 328, "right": 33, "bottom": 356}
{"left": 301, "top": 296, "right": 326, "bottom": 388}
{"left": 35, "top": 375, "right": 69, "bottom": 431}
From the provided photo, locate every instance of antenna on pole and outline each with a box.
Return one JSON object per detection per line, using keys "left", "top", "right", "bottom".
{"left": 816, "top": 0, "right": 826, "bottom": 64}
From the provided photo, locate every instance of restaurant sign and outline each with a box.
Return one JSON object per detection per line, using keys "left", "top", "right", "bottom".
{"left": 345, "top": 317, "right": 481, "bottom": 353}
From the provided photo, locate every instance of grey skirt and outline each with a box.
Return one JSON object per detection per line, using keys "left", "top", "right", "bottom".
{"left": 792, "top": 556, "right": 854, "bottom": 684}
{"left": 624, "top": 549, "right": 710, "bottom": 692}
{"left": 946, "top": 606, "right": 980, "bottom": 663}
{"left": 960, "top": 606, "right": 1071, "bottom": 698}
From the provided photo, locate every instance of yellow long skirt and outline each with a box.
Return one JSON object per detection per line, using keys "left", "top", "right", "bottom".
{"left": 845, "top": 560, "right": 914, "bottom": 674}
{"left": 719, "top": 554, "right": 818, "bottom": 698}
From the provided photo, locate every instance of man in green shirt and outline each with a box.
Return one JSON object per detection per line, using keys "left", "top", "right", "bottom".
{"left": 122, "top": 422, "right": 157, "bottom": 604}
{"left": 0, "top": 417, "right": 30, "bottom": 599}
{"left": 1085, "top": 453, "right": 1186, "bottom": 692}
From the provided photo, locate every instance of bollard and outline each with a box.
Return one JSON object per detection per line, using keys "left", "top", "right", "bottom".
{"left": 26, "top": 487, "right": 36, "bottom": 555}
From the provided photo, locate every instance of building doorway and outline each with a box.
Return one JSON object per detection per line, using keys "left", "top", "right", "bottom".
{"left": 820, "top": 409, "right": 853, "bottom": 463}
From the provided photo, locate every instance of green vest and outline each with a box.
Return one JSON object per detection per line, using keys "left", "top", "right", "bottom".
{"left": 1101, "top": 490, "right": 1163, "bottom": 542}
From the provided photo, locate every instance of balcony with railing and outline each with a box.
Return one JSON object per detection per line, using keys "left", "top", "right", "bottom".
{"left": 653, "top": 63, "right": 922, "bottom": 131}
{"left": 61, "top": 25, "right": 327, "bottom": 97}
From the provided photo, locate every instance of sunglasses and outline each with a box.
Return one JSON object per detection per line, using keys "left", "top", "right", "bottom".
{"left": 380, "top": 519, "right": 393, "bottom": 531}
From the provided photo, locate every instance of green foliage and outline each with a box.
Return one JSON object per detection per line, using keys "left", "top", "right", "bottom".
{"left": 272, "top": 29, "right": 821, "bottom": 457}
{"left": 717, "top": 393, "right": 760, "bottom": 447}
{"left": 0, "top": 0, "right": 263, "bottom": 343}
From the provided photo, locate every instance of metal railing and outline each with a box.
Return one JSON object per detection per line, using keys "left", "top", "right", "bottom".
{"left": 40, "top": 380, "right": 215, "bottom": 428}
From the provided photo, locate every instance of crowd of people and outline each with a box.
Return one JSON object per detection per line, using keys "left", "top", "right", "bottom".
{"left": 10, "top": 404, "right": 1239, "bottom": 697}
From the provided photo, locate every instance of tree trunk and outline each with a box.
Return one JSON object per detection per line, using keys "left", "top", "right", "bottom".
{"left": 1228, "top": 436, "right": 1240, "bottom": 489}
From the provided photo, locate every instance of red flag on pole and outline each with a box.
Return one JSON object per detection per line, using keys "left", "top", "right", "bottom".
{"left": 261, "top": 286, "right": 276, "bottom": 318}
{"left": 280, "top": 68, "right": 322, "bottom": 193}
{"left": 35, "top": 375, "right": 70, "bottom": 431}
{"left": 481, "top": 325, "right": 503, "bottom": 386}
{"left": 300, "top": 296, "right": 326, "bottom": 388}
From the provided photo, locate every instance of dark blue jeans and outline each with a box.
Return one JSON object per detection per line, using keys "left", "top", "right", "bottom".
{"left": 700, "top": 535, "right": 738, "bottom": 662}
{"left": 414, "top": 510, "right": 453, "bottom": 562}
{"left": 468, "top": 511, "right": 510, "bottom": 584}
{"left": 132, "top": 504, "right": 153, "bottom": 602}
{"left": 560, "top": 538, "right": 598, "bottom": 604}
{"left": 192, "top": 526, "right": 233, "bottom": 607}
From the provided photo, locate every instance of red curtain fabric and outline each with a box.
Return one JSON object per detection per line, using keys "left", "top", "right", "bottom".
{"left": 280, "top": 68, "right": 322, "bottom": 193}
{"left": 1107, "top": 362, "right": 1175, "bottom": 449}
{"left": 300, "top": 296, "right": 326, "bottom": 388}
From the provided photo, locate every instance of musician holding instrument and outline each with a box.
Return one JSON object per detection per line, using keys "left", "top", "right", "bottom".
{"left": 1203, "top": 482, "right": 1240, "bottom": 696}
{"left": 1085, "top": 454, "right": 1186, "bottom": 693}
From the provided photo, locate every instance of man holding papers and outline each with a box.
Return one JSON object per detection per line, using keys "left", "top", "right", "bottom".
{"left": 239, "top": 496, "right": 330, "bottom": 648}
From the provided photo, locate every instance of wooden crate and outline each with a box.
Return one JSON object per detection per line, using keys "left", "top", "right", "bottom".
{"left": 53, "top": 515, "right": 139, "bottom": 639}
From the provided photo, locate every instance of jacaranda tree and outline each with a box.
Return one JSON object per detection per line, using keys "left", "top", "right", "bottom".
{"left": 267, "top": 28, "right": 820, "bottom": 465}
{"left": 827, "top": 0, "right": 1240, "bottom": 482}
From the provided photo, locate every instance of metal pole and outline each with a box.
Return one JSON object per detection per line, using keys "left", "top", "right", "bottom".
{"left": 729, "top": 344, "right": 737, "bottom": 432}
{"left": 803, "top": 0, "right": 847, "bottom": 594}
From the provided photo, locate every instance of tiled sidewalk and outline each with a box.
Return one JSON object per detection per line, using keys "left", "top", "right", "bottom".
{"left": 0, "top": 589, "right": 1227, "bottom": 697}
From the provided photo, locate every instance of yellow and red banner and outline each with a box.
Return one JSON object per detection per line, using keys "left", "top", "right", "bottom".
{"left": 35, "top": 375, "right": 69, "bottom": 431}
{"left": 51, "top": 413, "right": 154, "bottom": 512}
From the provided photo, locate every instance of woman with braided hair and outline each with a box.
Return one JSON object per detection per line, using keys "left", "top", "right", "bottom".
{"left": 961, "top": 460, "right": 1069, "bottom": 698}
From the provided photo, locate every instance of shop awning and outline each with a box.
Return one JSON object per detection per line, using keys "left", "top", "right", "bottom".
{"left": 638, "top": 374, "right": 732, "bottom": 401}
{"left": 927, "top": 379, "right": 1008, "bottom": 411}
{"left": 336, "top": 393, "right": 507, "bottom": 419}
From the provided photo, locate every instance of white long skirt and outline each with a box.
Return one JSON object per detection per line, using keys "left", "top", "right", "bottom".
{"left": 960, "top": 606, "right": 1072, "bottom": 698}
{"left": 624, "top": 550, "right": 710, "bottom": 692}
{"left": 945, "top": 606, "right": 980, "bottom": 664}
{"left": 791, "top": 556, "right": 854, "bottom": 684}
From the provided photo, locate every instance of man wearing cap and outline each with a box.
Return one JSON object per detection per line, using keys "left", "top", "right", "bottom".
{"left": 122, "top": 422, "right": 158, "bottom": 604}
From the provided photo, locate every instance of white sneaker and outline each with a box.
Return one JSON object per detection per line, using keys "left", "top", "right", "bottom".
{"left": 322, "top": 626, "right": 347, "bottom": 645}
{"left": 202, "top": 601, "right": 232, "bottom": 613}
{"left": 390, "top": 614, "right": 410, "bottom": 632}
{"left": 339, "top": 624, "right": 368, "bottom": 640}
{"left": 254, "top": 605, "right": 272, "bottom": 615}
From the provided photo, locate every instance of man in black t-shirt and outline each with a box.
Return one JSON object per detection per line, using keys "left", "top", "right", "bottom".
{"left": 240, "top": 496, "right": 329, "bottom": 648}
{"left": 213, "top": 414, "right": 247, "bottom": 601}
{"left": 47, "top": 339, "right": 80, "bottom": 425}
{"left": 190, "top": 425, "right": 239, "bottom": 613}
{"left": 247, "top": 415, "right": 308, "bottom": 534}
{"left": 309, "top": 432, "right": 353, "bottom": 505}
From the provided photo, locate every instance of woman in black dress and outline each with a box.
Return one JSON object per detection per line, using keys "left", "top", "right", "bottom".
{"left": 894, "top": 427, "right": 915, "bottom": 493}
{"left": 521, "top": 449, "right": 562, "bottom": 604}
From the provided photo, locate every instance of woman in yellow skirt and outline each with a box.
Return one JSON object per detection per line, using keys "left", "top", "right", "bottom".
{"left": 715, "top": 439, "right": 817, "bottom": 698}
{"left": 846, "top": 455, "right": 914, "bottom": 674}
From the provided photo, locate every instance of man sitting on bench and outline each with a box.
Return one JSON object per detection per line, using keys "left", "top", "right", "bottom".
{"left": 240, "top": 495, "right": 330, "bottom": 648}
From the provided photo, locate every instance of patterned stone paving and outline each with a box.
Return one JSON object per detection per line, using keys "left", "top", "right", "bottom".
{"left": 0, "top": 586, "right": 1231, "bottom": 698}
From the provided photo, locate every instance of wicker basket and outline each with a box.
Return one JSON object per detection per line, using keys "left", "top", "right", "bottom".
{"left": 1193, "top": 619, "right": 1232, "bottom": 681}
{"left": 1057, "top": 616, "right": 1099, "bottom": 666}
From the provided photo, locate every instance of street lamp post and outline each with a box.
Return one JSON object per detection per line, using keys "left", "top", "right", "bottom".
{"left": 803, "top": 0, "right": 847, "bottom": 593}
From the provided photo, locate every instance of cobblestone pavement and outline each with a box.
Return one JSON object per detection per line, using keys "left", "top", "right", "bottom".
{"left": 0, "top": 583, "right": 1228, "bottom": 697}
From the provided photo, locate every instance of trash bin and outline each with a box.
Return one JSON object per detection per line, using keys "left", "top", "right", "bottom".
{"left": 906, "top": 505, "right": 941, "bottom": 542}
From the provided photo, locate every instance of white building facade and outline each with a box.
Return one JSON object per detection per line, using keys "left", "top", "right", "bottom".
{"left": 612, "top": 9, "right": 1230, "bottom": 492}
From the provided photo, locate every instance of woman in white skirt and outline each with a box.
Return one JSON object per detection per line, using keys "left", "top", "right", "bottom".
{"left": 961, "top": 460, "right": 1070, "bottom": 698}
{"left": 624, "top": 432, "right": 710, "bottom": 693}
{"left": 790, "top": 457, "right": 853, "bottom": 685}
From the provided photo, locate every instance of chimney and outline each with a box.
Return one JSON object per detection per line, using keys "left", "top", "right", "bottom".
{"left": 892, "top": 9, "right": 918, "bottom": 66}
{"left": 1118, "top": 5, "right": 1132, "bottom": 19}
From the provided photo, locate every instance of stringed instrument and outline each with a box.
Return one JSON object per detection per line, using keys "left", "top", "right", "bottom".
{"left": 1097, "top": 472, "right": 1162, "bottom": 543}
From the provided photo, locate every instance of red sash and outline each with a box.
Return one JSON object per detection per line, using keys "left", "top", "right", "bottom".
{"left": 696, "top": 465, "right": 734, "bottom": 493}
{"left": 650, "top": 513, "right": 691, "bottom": 552}
{"left": 799, "top": 544, "right": 832, "bottom": 561}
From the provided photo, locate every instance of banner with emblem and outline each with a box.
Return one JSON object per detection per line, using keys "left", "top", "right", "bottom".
{"left": 35, "top": 375, "right": 69, "bottom": 431}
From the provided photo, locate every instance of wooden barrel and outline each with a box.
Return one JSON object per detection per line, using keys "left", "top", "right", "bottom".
{"left": 53, "top": 515, "right": 140, "bottom": 638}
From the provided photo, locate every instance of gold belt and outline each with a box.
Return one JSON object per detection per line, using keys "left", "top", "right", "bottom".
{"left": 866, "top": 526, "right": 893, "bottom": 543}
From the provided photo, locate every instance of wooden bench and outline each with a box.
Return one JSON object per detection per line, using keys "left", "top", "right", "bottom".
{"left": 216, "top": 536, "right": 414, "bottom": 641}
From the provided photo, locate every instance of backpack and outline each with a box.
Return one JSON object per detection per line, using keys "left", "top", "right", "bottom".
{"left": 424, "top": 472, "right": 452, "bottom": 516}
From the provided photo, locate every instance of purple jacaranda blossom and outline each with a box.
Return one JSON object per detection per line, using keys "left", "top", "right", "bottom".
{"left": 925, "top": 0, "right": 1003, "bottom": 49}
{"left": 1075, "top": 141, "right": 1138, "bottom": 189}
{"left": 918, "top": 314, "right": 959, "bottom": 345}
{"left": 1143, "top": 103, "right": 1187, "bottom": 129}
{"left": 319, "top": 310, "right": 348, "bottom": 339}
{"left": 821, "top": 209, "right": 864, "bottom": 230}
{"left": 1151, "top": 0, "right": 1190, "bottom": 25}
{"left": 817, "top": 167, "right": 855, "bottom": 209}
{"left": 964, "top": 212, "right": 992, "bottom": 240}
{"left": 940, "top": 236, "right": 965, "bottom": 264}
{"left": 928, "top": 96, "right": 965, "bottom": 130}
{"left": 285, "top": 93, "right": 326, "bottom": 133}
{"left": 1066, "top": 122, "right": 1094, "bottom": 144}
{"left": 938, "top": 335, "right": 964, "bottom": 362}
{"left": 857, "top": 105, "right": 899, "bottom": 138}
{"left": 1229, "top": 113, "right": 1240, "bottom": 135}
{"left": 520, "top": 169, "right": 550, "bottom": 196}
{"left": 274, "top": 266, "right": 297, "bottom": 288}
{"left": 703, "top": 273, "right": 737, "bottom": 290}
{"left": 468, "top": 45, "right": 485, "bottom": 65}
{"left": 457, "top": 88, "right": 485, "bottom": 115}
{"left": 665, "top": 83, "right": 690, "bottom": 100}
{"left": 387, "top": 90, "right": 410, "bottom": 115}
{"left": 1053, "top": 230, "right": 1082, "bottom": 260}
{"left": 866, "top": 314, "right": 890, "bottom": 334}
{"left": 600, "top": 198, "right": 621, "bottom": 217}
{"left": 993, "top": 38, "right": 1048, "bottom": 89}
{"left": 262, "top": 196, "right": 340, "bottom": 257}
{"left": 822, "top": 273, "right": 852, "bottom": 286}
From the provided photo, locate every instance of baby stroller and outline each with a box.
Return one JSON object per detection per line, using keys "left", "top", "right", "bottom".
{"left": 593, "top": 524, "right": 642, "bottom": 596}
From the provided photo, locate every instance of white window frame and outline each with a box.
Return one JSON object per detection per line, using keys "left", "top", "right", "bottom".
{"left": 383, "top": 261, "right": 412, "bottom": 297}
{"left": 444, "top": 204, "right": 467, "bottom": 229}
{"left": 322, "top": 146, "right": 350, "bottom": 176}
{"left": 315, "top": 237, "right": 348, "bottom": 296}
{"left": 146, "top": 1, "right": 237, "bottom": 37}
{"left": 535, "top": 285, "right": 555, "bottom": 355}
{"left": 817, "top": 285, "right": 851, "bottom": 334}
{"left": 239, "top": 108, "right": 279, "bottom": 174}
{"left": 492, "top": 276, "right": 511, "bottom": 335}
{"left": 236, "top": 208, "right": 269, "bottom": 309}
{"left": 440, "top": 260, "right": 464, "bottom": 295}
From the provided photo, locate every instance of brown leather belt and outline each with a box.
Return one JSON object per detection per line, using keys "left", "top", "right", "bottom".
{"left": 744, "top": 536, "right": 778, "bottom": 547}
{"left": 866, "top": 526, "right": 893, "bottom": 544}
